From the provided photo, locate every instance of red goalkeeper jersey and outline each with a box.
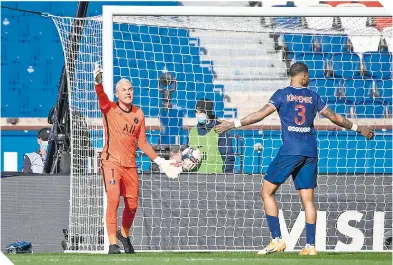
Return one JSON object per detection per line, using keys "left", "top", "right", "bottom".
{"left": 95, "top": 83, "right": 158, "bottom": 167}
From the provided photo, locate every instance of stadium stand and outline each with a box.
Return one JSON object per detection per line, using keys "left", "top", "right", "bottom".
{"left": 314, "top": 34, "right": 350, "bottom": 54}
{"left": 363, "top": 51, "right": 392, "bottom": 79}
{"left": 111, "top": 21, "right": 222, "bottom": 118}
{"left": 278, "top": 1, "right": 391, "bottom": 120}
{"left": 331, "top": 53, "right": 362, "bottom": 78}
{"left": 2, "top": 1, "right": 204, "bottom": 118}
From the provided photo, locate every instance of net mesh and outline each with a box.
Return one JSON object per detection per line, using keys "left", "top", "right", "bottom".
{"left": 51, "top": 13, "right": 392, "bottom": 252}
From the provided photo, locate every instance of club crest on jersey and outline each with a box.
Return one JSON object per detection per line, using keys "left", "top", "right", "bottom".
{"left": 109, "top": 178, "right": 116, "bottom": 185}
{"left": 134, "top": 117, "right": 139, "bottom": 124}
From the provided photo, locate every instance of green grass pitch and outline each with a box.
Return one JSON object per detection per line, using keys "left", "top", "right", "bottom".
{"left": 7, "top": 252, "right": 392, "bottom": 265}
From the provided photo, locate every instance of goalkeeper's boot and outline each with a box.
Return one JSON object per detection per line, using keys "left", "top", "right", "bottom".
{"left": 117, "top": 230, "right": 135, "bottom": 254}
{"left": 299, "top": 244, "right": 318, "bottom": 256}
{"left": 257, "top": 238, "right": 286, "bottom": 255}
{"left": 108, "top": 244, "right": 121, "bottom": 254}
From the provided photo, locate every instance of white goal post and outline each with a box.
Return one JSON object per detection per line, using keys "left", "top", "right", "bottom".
{"left": 52, "top": 5, "right": 392, "bottom": 254}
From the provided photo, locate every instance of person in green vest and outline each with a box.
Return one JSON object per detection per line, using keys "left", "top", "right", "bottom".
{"left": 188, "top": 99, "right": 235, "bottom": 173}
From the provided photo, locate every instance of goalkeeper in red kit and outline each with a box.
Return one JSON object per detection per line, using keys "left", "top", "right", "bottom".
{"left": 93, "top": 63, "right": 180, "bottom": 254}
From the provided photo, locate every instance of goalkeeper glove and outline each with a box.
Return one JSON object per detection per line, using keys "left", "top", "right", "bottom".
{"left": 154, "top": 157, "right": 182, "bottom": 179}
{"left": 94, "top": 62, "right": 103, "bottom": 85}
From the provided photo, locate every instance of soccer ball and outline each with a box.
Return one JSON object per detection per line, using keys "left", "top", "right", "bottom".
{"left": 181, "top": 148, "right": 201, "bottom": 172}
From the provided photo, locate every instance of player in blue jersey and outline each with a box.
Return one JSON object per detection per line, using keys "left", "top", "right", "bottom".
{"left": 215, "top": 62, "right": 374, "bottom": 256}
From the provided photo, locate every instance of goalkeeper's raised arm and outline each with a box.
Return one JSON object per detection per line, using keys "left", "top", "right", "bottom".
{"left": 93, "top": 63, "right": 178, "bottom": 177}
{"left": 93, "top": 63, "right": 179, "bottom": 254}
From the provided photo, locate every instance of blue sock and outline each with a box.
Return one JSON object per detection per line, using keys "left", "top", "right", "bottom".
{"left": 266, "top": 215, "right": 281, "bottom": 239}
{"left": 306, "top": 223, "right": 316, "bottom": 245}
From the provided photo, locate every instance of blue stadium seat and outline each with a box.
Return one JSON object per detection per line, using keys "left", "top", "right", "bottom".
{"left": 343, "top": 79, "right": 373, "bottom": 104}
{"left": 168, "top": 36, "right": 190, "bottom": 46}
{"left": 196, "top": 83, "right": 214, "bottom": 93}
{"left": 376, "top": 79, "right": 393, "bottom": 104}
{"left": 294, "top": 52, "right": 326, "bottom": 78}
{"left": 283, "top": 34, "right": 314, "bottom": 58}
{"left": 179, "top": 54, "right": 200, "bottom": 64}
{"left": 145, "top": 60, "right": 157, "bottom": 70}
{"left": 314, "top": 34, "right": 349, "bottom": 54}
{"left": 138, "top": 25, "right": 150, "bottom": 34}
{"left": 184, "top": 64, "right": 197, "bottom": 74}
{"left": 212, "top": 88, "right": 225, "bottom": 118}
{"left": 355, "top": 104, "right": 385, "bottom": 118}
{"left": 139, "top": 43, "right": 153, "bottom": 53}
{"left": 159, "top": 27, "right": 188, "bottom": 37}
{"left": 161, "top": 43, "right": 175, "bottom": 53}
{"left": 147, "top": 26, "right": 160, "bottom": 36}
{"left": 132, "top": 34, "right": 144, "bottom": 43}
{"left": 186, "top": 99, "right": 197, "bottom": 117}
{"left": 152, "top": 43, "right": 164, "bottom": 53}
{"left": 172, "top": 54, "right": 184, "bottom": 63}
{"left": 308, "top": 78, "right": 343, "bottom": 103}
{"left": 141, "top": 34, "right": 160, "bottom": 44}
{"left": 363, "top": 52, "right": 392, "bottom": 79}
{"left": 329, "top": 103, "right": 350, "bottom": 117}
{"left": 164, "top": 62, "right": 184, "bottom": 73}
{"left": 331, "top": 53, "right": 362, "bottom": 79}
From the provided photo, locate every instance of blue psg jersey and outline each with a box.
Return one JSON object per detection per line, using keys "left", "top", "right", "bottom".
{"left": 269, "top": 86, "right": 327, "bottom": 157}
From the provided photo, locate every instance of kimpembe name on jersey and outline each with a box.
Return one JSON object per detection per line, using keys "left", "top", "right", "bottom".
{"left": 286, "top": 94, "right": 313, "bottom": 104}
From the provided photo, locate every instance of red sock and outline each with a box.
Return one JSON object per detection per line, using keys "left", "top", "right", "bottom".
{"left": 121, "top": 208, "right": 136, "bottom": 236}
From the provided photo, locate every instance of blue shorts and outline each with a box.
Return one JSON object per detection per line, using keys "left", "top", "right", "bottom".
{"left": 264, "top": 155, "right": 318, "bottom": 190}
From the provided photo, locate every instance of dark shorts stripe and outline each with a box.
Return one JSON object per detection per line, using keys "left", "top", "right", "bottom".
{"left": 100, "top": 161, "right": 107, "bottom": 193}
{"left": 104, "top": 114, "right": 110, "bottom": 160}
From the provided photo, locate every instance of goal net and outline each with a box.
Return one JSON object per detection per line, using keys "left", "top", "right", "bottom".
{"left": 51, "top": 6, "right": 392, "bottom": 252}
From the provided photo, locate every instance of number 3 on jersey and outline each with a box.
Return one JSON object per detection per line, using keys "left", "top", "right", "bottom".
{"left": 294, "top": 104, "right": 306, "bottom": 125}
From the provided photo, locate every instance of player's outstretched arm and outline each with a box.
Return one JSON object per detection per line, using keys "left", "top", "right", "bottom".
{"left": 215, "top": 103, "right": 276, "bottom": 134}
{"left": 93, "top": 62, "right": 111, "bottom": 114}
{"left": 137, "top": 115, "right": 181, "bottom": 179}
{"left": 320, "top": 106, "right": 375, "bottom": 140}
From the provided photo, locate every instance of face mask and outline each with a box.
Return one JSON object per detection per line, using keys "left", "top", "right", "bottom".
{"left": 196, "top": 113, "right": 207, "bottom": 125}
{"left": 41, "top": 141, "right": 49, "bottom": 150}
